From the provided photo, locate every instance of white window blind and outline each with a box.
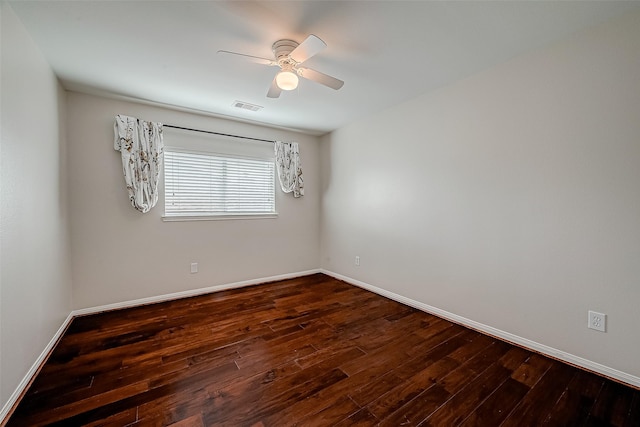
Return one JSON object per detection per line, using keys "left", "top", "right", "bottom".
{"left": 164, "top": 149, "right": 275, "bottom": 217}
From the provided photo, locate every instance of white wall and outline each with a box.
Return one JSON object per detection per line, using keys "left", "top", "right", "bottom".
{"left": 321, "top": 11, "right": 640, "bottom": 379}
{"left": 67, "top": 92, "right": 321, "bottom": 309}
{"left": 0, "top": 2, "right": 72, "bottom": 408}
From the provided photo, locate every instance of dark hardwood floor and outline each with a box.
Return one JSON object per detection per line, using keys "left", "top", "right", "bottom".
{"left": 6, "top": 273, "right": 639, "bottom": 426}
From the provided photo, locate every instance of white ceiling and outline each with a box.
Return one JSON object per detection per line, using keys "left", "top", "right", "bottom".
{"left": 8, "top": 0, "right": 640, "bottom": 135}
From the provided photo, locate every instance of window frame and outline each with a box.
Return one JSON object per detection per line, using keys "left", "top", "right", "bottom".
{"left": 161, "top": 147, "right": 278, "bottom": 222}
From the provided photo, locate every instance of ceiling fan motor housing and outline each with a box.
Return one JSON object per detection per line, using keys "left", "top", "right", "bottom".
{"left": 272, "top": 39, "right": 299, "bottom": 64}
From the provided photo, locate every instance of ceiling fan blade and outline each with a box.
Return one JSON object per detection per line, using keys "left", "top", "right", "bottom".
{"left": 298, "top": 67, "right": 344, "bottom": 90}
{"left": 289, "top": 34, "right": 326, "bottom": 64}
{"left": 267, "top": 77, "right": 282, "bottom": 98}
{"left": 217, "top": 50, "right": 276, "bottom": 66}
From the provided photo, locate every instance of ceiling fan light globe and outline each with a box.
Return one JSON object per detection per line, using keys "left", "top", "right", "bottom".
{"left": 276, "top": 71, "right": 299, "bottom": 91}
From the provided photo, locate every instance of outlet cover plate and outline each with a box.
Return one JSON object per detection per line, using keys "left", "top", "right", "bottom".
{"left": 588, "top": 310, "right": 606, "bottom": 332}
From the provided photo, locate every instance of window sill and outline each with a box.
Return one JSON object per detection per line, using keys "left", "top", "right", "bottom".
{"left": 161, "top": 213, "right": 278, "bottom": 222}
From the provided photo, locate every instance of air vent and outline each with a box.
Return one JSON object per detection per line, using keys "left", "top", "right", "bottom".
{"left": 233, "top": 101, "right": 263, "bottom": 112}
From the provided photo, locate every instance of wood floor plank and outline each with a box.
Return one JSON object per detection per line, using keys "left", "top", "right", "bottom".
{"left": 259, "top": 370, "right": 369, "bottom": 425}
{"left": 510, "top": 353, "right": 554, "bottom": 387}
{"left": 458, "top": 377, "right": 530, "bottom": 426}
{"left": 378, "top": 383, "right": 451, "bottom": 427}
{"left": 436, "top": 340, "right": 512, "bottom": 395}
{"left": 500, "top": 362, "right": 577, "bottom": 427}
{"left": 623, "top": 391, "right": 640, "bottom": 427}
{"left": 421, "top": 363, "right": 514, "bottom": 426}
{"left": 445, "top": 331, "right": 494, "bottom": 365}
{"left": 204, "top": 368, "right": 348, "bottom": 425}
{"left": 202, "top": 346, "right": 358, "bottom": 424}
{"left": 333, "top": 407, "right": 379, "bottom": 426}
{"left": 586, "top": 380, "right": 636, "bottom": 427}
{"left": 368, "top": 357, "right": 460, "bottom": 420}
{"left": 542, "top": 369, "right": 604, "bottom": 426}
{"left": 16, "top": 379, "right": 150, "bottom": 425}
{"left": 6, "top": 273, "right": 638, "bottom": 426}
{"left": 83, "top": 406, "right": 138, "bottom": 427}
{"left": 349, "top": 369, "right": 408, "bottom": 408}
{"left": 165, "top": 413, "right": 205, "bottom": 427}
{"left": 261, "top": 345, "right": 408, "bottom": 425}
{"left": 294, "top": 395, "right": 361, "bottom": 426}
{"left": 498, "top": 347, "right": 532, "bottom": 371}
{"left": 339, "top": 333, "right": 427, "bottom": 377}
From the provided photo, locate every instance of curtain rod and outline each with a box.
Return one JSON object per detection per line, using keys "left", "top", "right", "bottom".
{"left": 163, "top": 124, "right": 276, "bottom": 144}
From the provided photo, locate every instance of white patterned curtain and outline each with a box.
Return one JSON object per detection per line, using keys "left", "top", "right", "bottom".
{"left": 113, "top": 114, "right": 164, "bottom": 213}
{"left": 274, "top": 141, "right": 304, "bottom": 198}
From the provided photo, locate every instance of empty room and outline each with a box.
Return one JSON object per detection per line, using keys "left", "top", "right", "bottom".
{"left": 1, "top": 0, "right": 640, "bottom": 425}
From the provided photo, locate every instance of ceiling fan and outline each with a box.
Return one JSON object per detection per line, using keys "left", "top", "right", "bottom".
{"left": 218, "top": 34, "right": 344, "bottom": 98}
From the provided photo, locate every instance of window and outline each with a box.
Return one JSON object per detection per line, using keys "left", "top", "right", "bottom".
{"left": 164, "top": 149, "right": 275, "bottom": 218}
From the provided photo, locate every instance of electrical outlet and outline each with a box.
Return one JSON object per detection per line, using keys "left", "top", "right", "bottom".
{"left": 355, "top": 256, "right": 360, "bottom": 266}
{"left": 190, "top": 262, "right": 198, "bottom": 274}
{"left": 588, "top": 310, "right": 606, "bottom": 332}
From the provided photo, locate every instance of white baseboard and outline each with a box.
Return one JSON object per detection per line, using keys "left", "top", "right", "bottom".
{"left": 0, "top": 312, "right": 75, "bottom": 423}
{"left": 72, "top": 269, "right": 321, "bottom": 317}
{"left": 0, "top": 269, "right": 320, "bottom": 424}
{"left": 321, "top": 269, "right": 640, "bottom": 389}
